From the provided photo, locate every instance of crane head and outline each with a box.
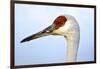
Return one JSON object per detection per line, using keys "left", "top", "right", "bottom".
{"left": 21, "top": 15, "right": 79, "bottom": 43}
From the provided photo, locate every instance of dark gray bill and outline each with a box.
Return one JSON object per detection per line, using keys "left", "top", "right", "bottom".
{"left": 21, "top": 25, "right": 55, "bottom": 43}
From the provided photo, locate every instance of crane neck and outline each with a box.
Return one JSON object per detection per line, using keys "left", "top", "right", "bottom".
{"left": 64, "top": 33, "right": 80, "bottom": 62}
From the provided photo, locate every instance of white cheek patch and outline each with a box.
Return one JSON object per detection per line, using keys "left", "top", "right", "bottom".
{"left": 56, "top": 21, "right": 71, "bottom": 34}
{"left": 52, "top": 16, "right": 80, "bottom": 37}
{"left": 55, "top": 20, "right": 79, "bottom": 35}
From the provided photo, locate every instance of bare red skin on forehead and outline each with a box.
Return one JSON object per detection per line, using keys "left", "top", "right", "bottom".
{"left": 53, "top": 16, "right": 67, "bottom": 29}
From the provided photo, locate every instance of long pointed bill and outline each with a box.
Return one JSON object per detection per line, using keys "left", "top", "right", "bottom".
{"left": 21, "top": 25, "right": 55, "bottom": 43}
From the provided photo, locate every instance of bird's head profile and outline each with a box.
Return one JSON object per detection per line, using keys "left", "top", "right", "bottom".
{"left": 21, "top": 15, "right": 79, "bottom": 43}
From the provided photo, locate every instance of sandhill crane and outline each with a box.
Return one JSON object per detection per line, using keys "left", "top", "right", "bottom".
{"left": 21, "top": 15, "right": 80, "bottom": 62}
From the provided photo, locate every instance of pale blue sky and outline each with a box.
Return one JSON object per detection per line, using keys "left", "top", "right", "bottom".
{"left": 15, "top": 4, "right": 94, "bottom": 65}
